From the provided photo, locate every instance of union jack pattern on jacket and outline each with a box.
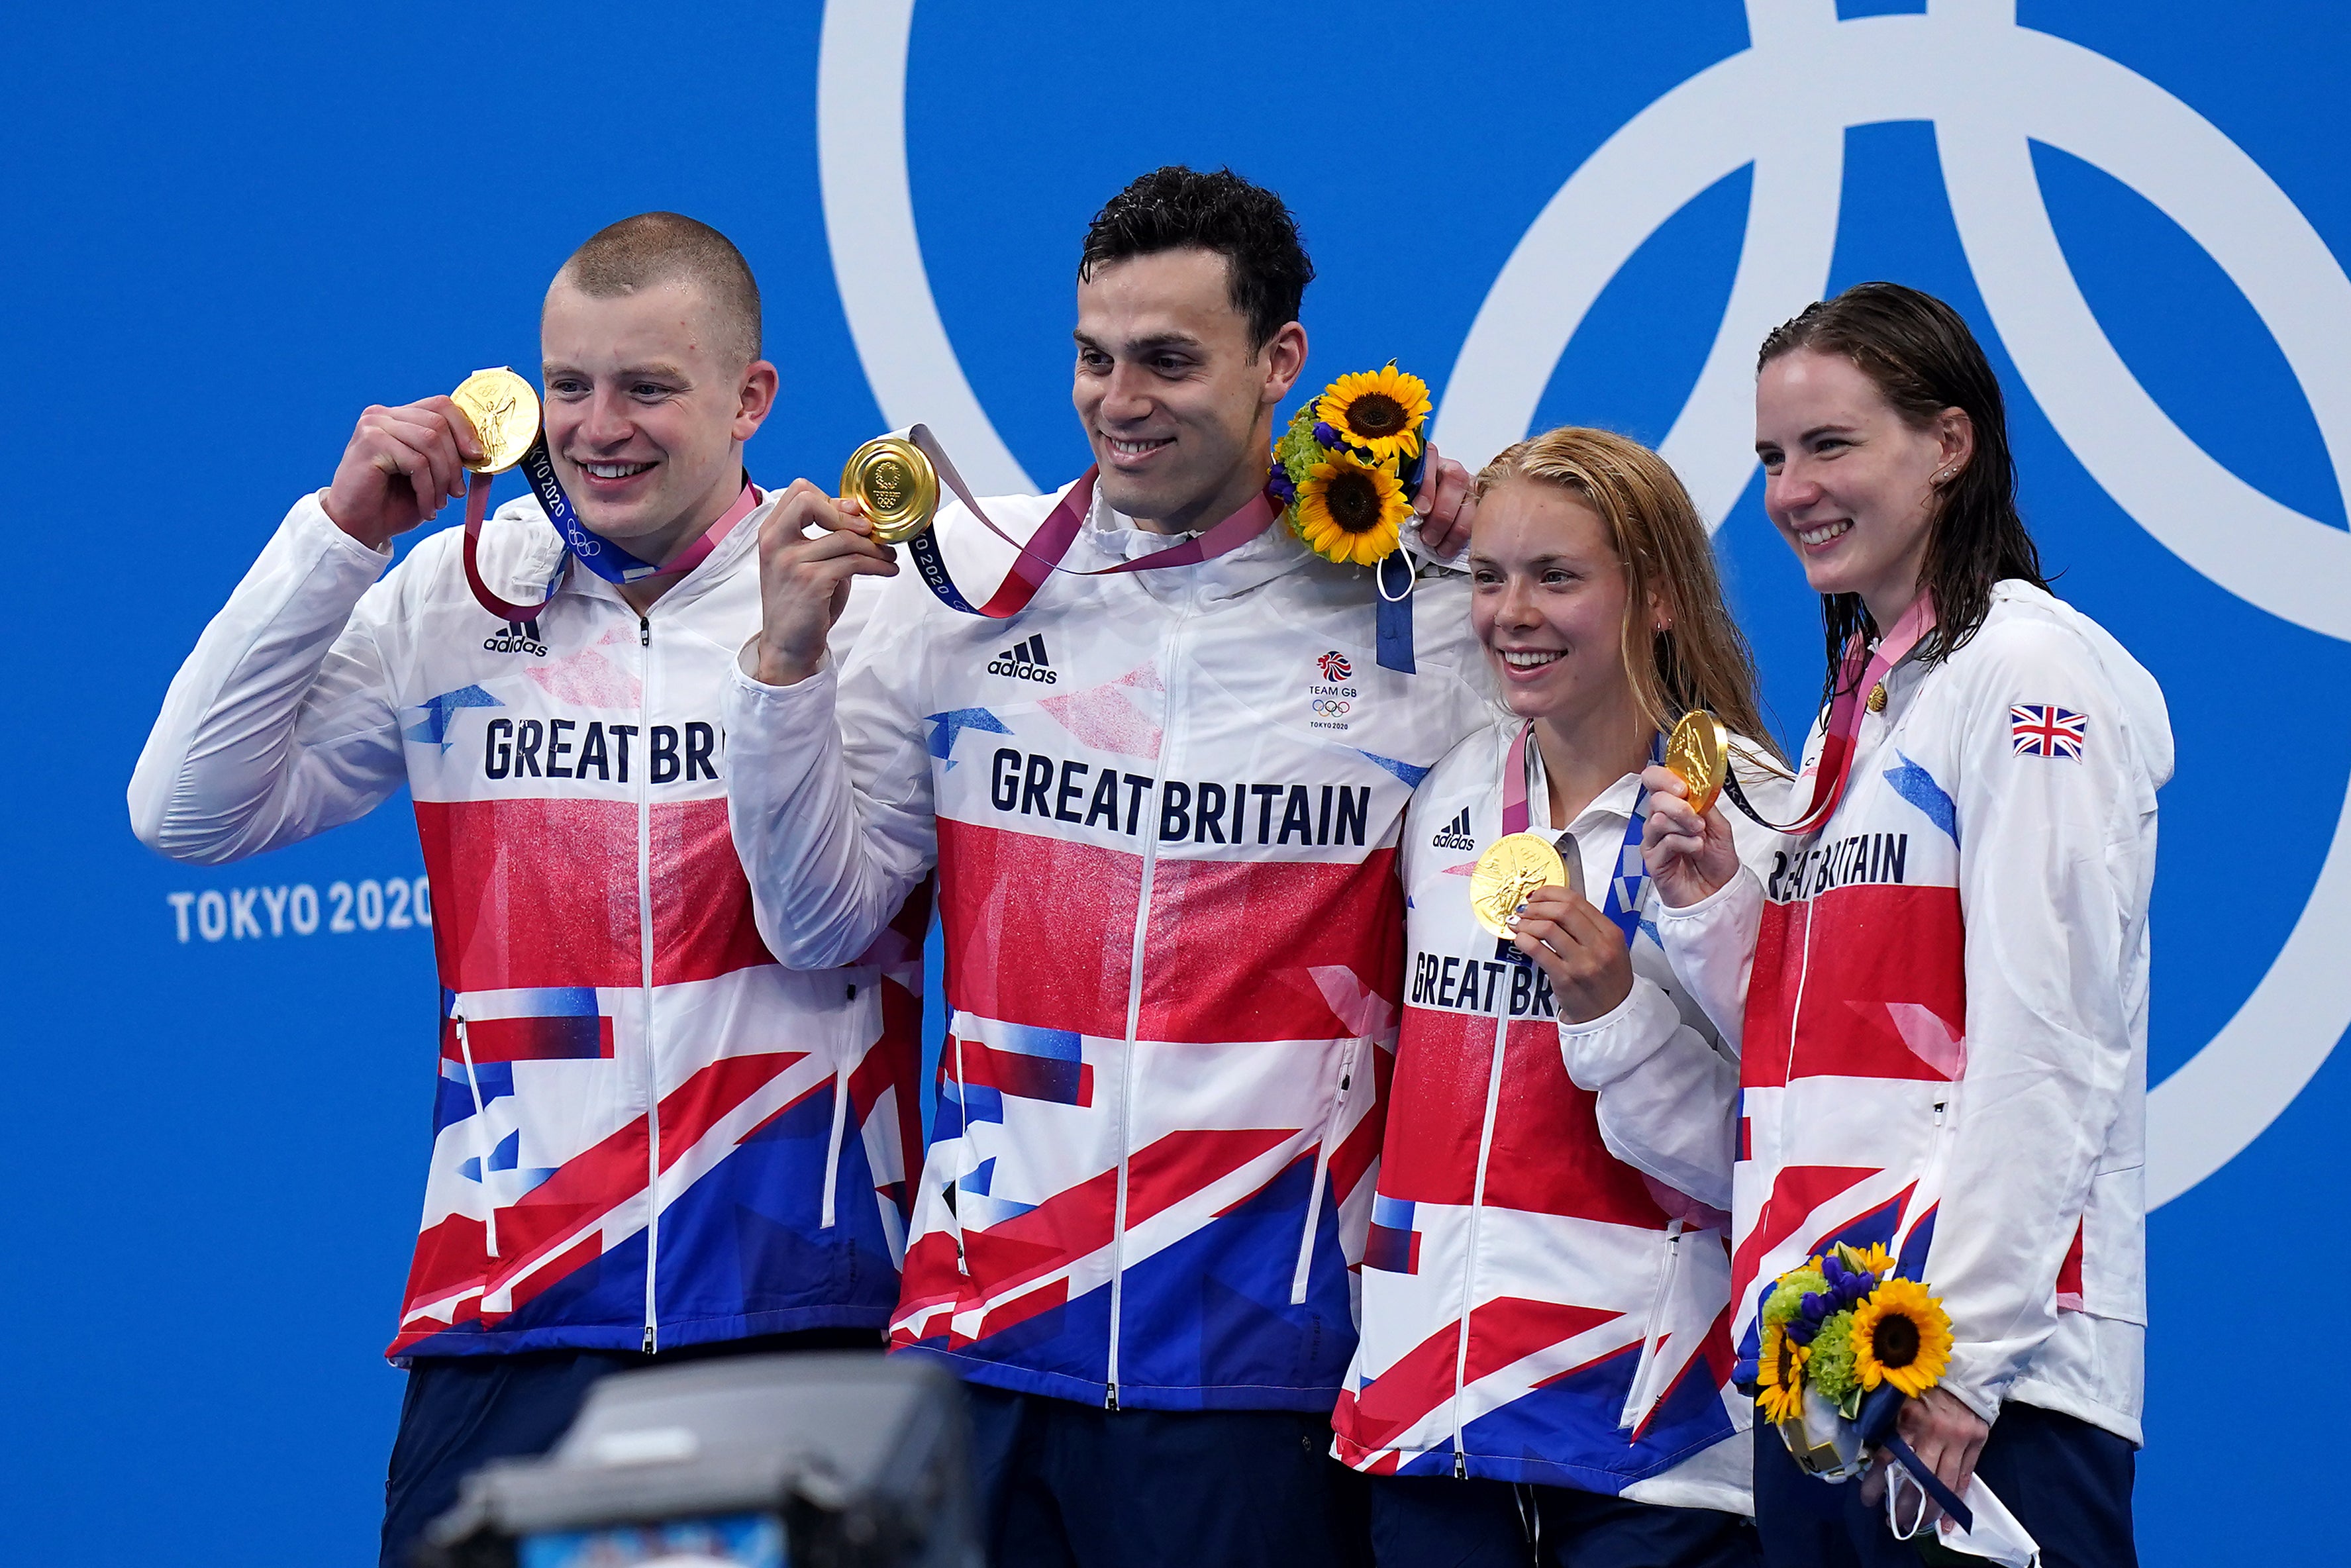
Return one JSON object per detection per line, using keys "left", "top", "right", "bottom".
{"left": 1331, "top": 722, "right": 1782, "bottom": 1513}
{"left": 724, "top": 485, "right": 1493, "bottom": 1410}
{"left": 131, "top": 491, "right": 923, "bottom": 1359}
{"left": 1652, "top": 583, "right": 2168, "bottom": 1443}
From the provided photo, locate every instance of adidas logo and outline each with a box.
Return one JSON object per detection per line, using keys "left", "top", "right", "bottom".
{"left": 483, "top": 618, "right": 548, "bottom": 657}
{"left": 986, "top": 632, "right": 1059, "bottom": 684}
{"left": 1430, "top": 807, "right": 1476, "bottom": 852}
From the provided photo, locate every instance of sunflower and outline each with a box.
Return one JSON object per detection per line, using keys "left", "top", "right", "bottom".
{"left": 1293, "top": 452, "right": 1409, "bottom": 565}
{"left": 1317, "top": 363, "right": 1431, "bottom": 464}
{"left": 1757, "top": 1319, "right": 1809, "bottom": 1424}
{"left": 1849, "top": 1278, "right": 1954, "bottom": 1398}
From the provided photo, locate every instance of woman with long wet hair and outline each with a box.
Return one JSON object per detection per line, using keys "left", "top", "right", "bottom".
{"left": 1333, "top": 426, "right": 1790, "bottom": 1566}
{"left": 1640, "top": 283, "right": 2170, "bottom": 1567}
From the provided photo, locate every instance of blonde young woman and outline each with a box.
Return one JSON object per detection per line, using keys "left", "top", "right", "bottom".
{"left": 1330, "top": 428, "right": 1786, "bottom": 1566}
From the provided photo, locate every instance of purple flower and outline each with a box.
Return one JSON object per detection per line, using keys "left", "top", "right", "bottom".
{"left": 1801, "top": 1291, "right": 1832, "bottom": 1324}
{"left": 1313, "top": 420, "right": 1344, "bottom": 450}
{"left": 1265, "top": 464, "right": 1296, "bottom": 504}
{"left": 1783, "top": 1315, "right": 1819, "bottom": 1348}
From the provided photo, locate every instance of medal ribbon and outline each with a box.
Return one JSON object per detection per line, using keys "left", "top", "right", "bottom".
{"left": 895, "top": 423, "right": 1426, "bottom": 675}
{"left": 1720, "top": 595, "right": 1937, "bottom": 838}
{"left": 460, "top": 440, "right": 760, "bottom": 622}
{"left": 1502, "top": 721, "right": 1660, "bottom": 947}
{"left": 894, "top": 424, "right": 1279, "bottom": 620}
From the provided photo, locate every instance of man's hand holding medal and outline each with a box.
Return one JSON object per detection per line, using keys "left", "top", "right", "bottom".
{"left": 321, "top": 395, "right": 489, "bottom": 552}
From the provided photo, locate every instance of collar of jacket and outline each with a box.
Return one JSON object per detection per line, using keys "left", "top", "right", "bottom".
{"left": 1066, "top": 477, "right": 1320, "bottom": 605}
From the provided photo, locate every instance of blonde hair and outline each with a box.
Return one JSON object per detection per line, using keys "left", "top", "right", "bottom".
{"left": 1476, "top": 427, "right": 1787, "bottom": 768}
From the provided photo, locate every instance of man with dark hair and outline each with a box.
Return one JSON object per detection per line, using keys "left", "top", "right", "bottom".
{"left": 725, "top": 166, "right": 1489, "bottom": 1565}
{"left": 131, "top": 214, "right": 924, "bottom": 1566}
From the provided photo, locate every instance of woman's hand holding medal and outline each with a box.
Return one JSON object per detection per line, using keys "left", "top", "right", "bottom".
{"left": 1641, "top": 762, "right": 1741, "bottom": 909}
{"left": 322, "top": 397, "right": 487, "bottom": 551}
{"left": 1508, "top": 885, "right": 1635, "bottom": 1024}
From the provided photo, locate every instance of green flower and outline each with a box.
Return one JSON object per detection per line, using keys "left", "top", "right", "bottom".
{"left": 1276, "top": 404, "right": 1325, "bottom": 489}
{"left": 1806, "top": 1310, "right": 1861, "bottom": 1402}
{"left": 1764, "top": 1269, "right": 1828, "bottom": 1331}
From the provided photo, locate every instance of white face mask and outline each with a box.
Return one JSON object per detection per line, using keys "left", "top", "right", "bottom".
{"left": 1881, "top": 1463, "right": 2045, "bottom": 1568}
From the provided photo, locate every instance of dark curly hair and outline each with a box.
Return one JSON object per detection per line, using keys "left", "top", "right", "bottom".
{"left": 1079, "top": 166, "right": 1314, "bottom": 352}
{"left": 1759, "top": 281, "right": 2050, "bottom": 718}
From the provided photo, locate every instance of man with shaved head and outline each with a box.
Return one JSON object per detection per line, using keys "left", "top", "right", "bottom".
{"left": 131, "top": 214, "right": 925, "bottom": 1566}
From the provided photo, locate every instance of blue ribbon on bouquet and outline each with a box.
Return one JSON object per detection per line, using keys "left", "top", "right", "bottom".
{"left": 1856, "top": 1385, "right": 1976, "bottom": 1536}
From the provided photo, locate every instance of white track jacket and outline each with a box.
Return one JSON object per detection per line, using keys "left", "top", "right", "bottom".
{"left": 130, "top": 490, "right": 922, "bottom": 1359}
{"left": 1332, "top": 720, "right": 1787, "bottom": 1511}
{"left": 723, "top": 481, "right": 1493, "bottom": 1411}
{"left": 1642, "top": 582, "right": 2168, "bottom": 1442}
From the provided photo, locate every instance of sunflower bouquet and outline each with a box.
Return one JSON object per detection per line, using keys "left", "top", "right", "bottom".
{"left": 1750, "top": 1242, "right": 1955, "bottom": 1482}
{"left": 1269, "top": 361, "right": 1432, "bottom": 567}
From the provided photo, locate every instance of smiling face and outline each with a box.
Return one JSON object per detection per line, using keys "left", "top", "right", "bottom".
{"left": 539, "top": 274, "right": 775, "bottom": 558}
{"left": 1072, "top": 248, "right": 1304, "bottom": 533}
{"left": 1470, "top": 479, "right": 1642, "bottom": 731}
{"left": 1754, "top": 347, "right": 1971, "bottom": 625}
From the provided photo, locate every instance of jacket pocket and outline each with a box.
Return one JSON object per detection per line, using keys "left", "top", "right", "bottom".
{"left": 1290, "top": 1038, "right": 1366, "bottom": 1306}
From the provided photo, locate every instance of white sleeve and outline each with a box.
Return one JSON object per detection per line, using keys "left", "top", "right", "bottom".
{"left": 1650, "top": 865, "right": 1764, "bottom": 1056}
{"left": 1926, "top": 622, "right": 2150, "bottom": 1422}
{"left": 128, "top": 493, "right": 407, "bottom": 864}
{"left": 1558, "top": 977, "right": 1739, "bottom": 1211}
{"left": 721, "top": 587, "right": 938, "bottom": 971}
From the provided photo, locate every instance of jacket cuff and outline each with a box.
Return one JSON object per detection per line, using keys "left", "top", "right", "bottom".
{"left": 726, "top": 648, "right": 838, "bottom": 720}
{"left": 292, "top": 489, "right": 397, "bottom": 567}
{"left": 1556, "top": 976, "right": 1679, "bottom": 1087}
{"left": 1934, "top": 1349, "right": 2007, "bottom": 1426}
{"left": 1654, "top": 863, "right": 1752, "bottom": 921}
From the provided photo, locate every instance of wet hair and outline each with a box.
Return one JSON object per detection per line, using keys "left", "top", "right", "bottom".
{"left": 552, "top": 212, "right": 762, "bottom": 365}
{"left": 1078, "top": 166, "right": 1313, "bottom": 352}
{"left": 1758, "top": 281, "right": 2048, "bottom": 716}
{"left": 1476, "top": 426, "right": 1787, "bottom": 768}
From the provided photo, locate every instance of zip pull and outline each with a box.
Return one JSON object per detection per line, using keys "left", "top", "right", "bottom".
{"left": 642, "top": 1325, "right": 657, "bottom": 1354}
{"left": 1454, "top": 1449, "right": 1468, "bottom": 1479}
{"left": 639, "top": 615, "right": 651, "bottom": 648}
{"left": 1105, "top": 1385, "right": 1119, "bottom": 1412}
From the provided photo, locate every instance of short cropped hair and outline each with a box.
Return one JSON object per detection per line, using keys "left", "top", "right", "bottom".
{"left": 1078, "top": 167, "right": 1313, "bottom": 352}
{"left": 554, "top": 212, "right": 762, "bottom": 364}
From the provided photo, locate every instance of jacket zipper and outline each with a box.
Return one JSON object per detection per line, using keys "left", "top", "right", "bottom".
{"left": 1619, "top": 1220, "right": 1685, "bottom": 1430}
{"left": 637, "top": 611, "right": 660, "bottom": 1354}
{"left": 1451, "top": 1004, "right": 1512, "bottom": 1471}
{"left": 1289, "top": 1039, "right": 1362, "bottom": 1305}
{"left": 453, "top": 1014, "right": 500, "bottom": 1261}
{"left": 1103, "top": 590, "right": 1196, "bottom": 1410}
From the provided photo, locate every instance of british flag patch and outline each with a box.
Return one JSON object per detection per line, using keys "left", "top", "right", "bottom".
{"left": 2011, "top": 704, "right": 2087, "bottom": 760}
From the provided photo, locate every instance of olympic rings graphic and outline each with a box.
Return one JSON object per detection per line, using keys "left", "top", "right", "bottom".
{"left": 1314, "top": 699, "right": 1352, "bottom": 717}
{"left": 814, "top": 0, "right": 2351, "bottom": 1205}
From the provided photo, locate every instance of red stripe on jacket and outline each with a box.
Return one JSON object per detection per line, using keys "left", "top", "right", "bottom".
{"left": 415, "top": 796, "right": 773, "bottom": 993}
{"left": 1382, "top": 1008, "right": 1672, "bottom": 1230}
{"left": 935, "top": 817, "right": 1401, "bottom": 1044}
{"left": 1745, "top": 883, "right": 1965, "bottom": 1089}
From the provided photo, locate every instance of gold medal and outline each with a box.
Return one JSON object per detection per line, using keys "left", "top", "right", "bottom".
{"left": 449, "top": 367, "right": 541, "bottom": 475}
{"left": 840, "top": 435, "right": 941, "bottom": 544}
{"left": 1469, "top": 832, "right": 1568, "bottom": 939}
{"left": 1664, "top": 710, "right": 1729, "bottom": 816}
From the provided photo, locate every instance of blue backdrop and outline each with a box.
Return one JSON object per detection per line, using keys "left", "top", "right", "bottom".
{"left": 5, "top": 1, "right": 2344, "bottom": 1559}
